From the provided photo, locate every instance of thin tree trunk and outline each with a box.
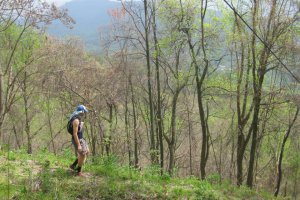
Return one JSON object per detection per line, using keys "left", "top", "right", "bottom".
{"left": 0, "top": 62, "right": 3, "bottom": 140}
{"left": 168, "top": 144, "right": 175, "bottom": 175}
{"left": 143, "top": 0, "right": 156, "bottom": 164}
{"left": 246, "top": 0, "right": 258, "bottom": 187}
{"left": 274, "top": 107, "right": 299, "bottom": 196}
{"left": 13, "top": 125, "right": 20, "bottom": 149}
{"left": 235, "top": 14, "right": 246, "bottom": 185}
{"left": 106, "top": 102, "right": 113, "bottom": 156}
{"left": 179, "top": 0, "right": 209, "bottom": 179}
{"left": 23, "top": 71, "right": 32, "bottom": 154}
{"left": 46, "top": 96, "right": 56, "bottom": 154}
{"left": 234, "top": 13, "right": 254, "bottom": 186}
{"left": 185, "top": 92, "right": 193, "bottom": 176}
{"left": 186, "top": 36, "right": 208, "bottom": 179}
{"left": 247, "top": 0, "right": 277, "bottom": 187}
{"left": 90, "top": 121, "right": 96, "bottom": 156}
{"left": 168, "top": 88, "right": 183, "bottom": 175}
{"left": 229, "top": 111, "right": 236, "bottom": 182}
{"left": 129, "top": 76, "right": 139, "bottom": 168}
{"left": 125, "top": 88, "right": 132, "bottom": 166}
{"left": 198, "top": 0, "right": 210, "bottom": 180}
{"left": 151, "top": 0, "right": 164, "bottom": 173}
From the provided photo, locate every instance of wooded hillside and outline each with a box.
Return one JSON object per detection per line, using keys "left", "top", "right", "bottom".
{"left": 0, "top": 0, "right": 299, "bottom": 199}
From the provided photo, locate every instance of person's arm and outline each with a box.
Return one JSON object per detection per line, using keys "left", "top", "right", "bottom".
{"left": 72, "top": 119, "right": 82, "bottom": 151}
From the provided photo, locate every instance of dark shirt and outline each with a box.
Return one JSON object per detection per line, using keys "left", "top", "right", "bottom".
{"left": 70, "top": 115, "right": 84, "bottom": 139}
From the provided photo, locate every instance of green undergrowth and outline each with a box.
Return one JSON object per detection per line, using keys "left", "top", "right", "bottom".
{"left": 0, "top": 148, "right": 288, "bottom": 200}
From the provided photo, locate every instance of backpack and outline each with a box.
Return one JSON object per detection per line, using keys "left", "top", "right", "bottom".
{"left": 67, "top": 116, "right": 80, "bottom": 135}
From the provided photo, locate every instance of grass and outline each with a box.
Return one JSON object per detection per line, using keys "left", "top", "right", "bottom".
{"left": 0, "top": 148, "right": 290, "bottom": 200}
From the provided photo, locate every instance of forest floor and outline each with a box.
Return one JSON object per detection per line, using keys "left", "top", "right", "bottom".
{"left": 0, "top": 148, "right": 289, "bottom": 200}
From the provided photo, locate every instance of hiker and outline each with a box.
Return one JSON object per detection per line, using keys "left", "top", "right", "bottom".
{"left": 68, "top": 105, "right": 89, "bottom": 176}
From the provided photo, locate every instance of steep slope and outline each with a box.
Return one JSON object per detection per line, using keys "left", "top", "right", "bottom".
{"left": 0, "top": 149, "right": 287, "bottom": 199}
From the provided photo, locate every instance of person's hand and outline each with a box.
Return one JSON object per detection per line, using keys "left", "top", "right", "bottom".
{"left": 78, "top": 145, "right": 82, "bottom": 152}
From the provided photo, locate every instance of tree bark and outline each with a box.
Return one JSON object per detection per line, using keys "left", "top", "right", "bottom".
{"left": 233, "top": 10, "right": 254, "bottom": 186}
{"left": 23, "top": 71, "right": 32, "bottom": 154}
{"left": 143, "top": 0, "right": 156, "bottom": 164}
{"left": 125, "top": 87, "right": 133, "bottom": 166}
{"left": 105, "top": 102, "right": 114, "bottom": 156}
{"left": 198, "top": 0, "right": 209, "bottom": 179}
{"left": 167, "top": 87, "right": 184, "bottom": 175}
{"left": 274, "top": 107, "right": 299, "bottom": 196}
{"left": 246, "top": 0, "right": 258, "bottom": 187}
{"left": 151, "top": 0, "right": 164, "bottom": 173}
{"left": 0, "top": 62, "right": 3, "bottom": 137}
{"left": 129, "top": 76, "right": 139, "bottom": 168}
{"left": 185, "top": 91, "right": 194, "bottom": 176}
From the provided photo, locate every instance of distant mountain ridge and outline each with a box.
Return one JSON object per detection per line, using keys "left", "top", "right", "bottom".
{"left": 47, "top": 0, "right": 122, "bottom": 53}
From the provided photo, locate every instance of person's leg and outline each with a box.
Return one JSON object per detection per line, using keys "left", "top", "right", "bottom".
{"left": 70, "top": 158, "right": 78, "bottom": 170}
{"left": 76, "top": 139, "right": 88, "bottom": 175}
{"left": 76, "top": 154, "right": 86, "bottom": 175}
{"left": 70, "top": 139, "right": 79, "bottom": 170}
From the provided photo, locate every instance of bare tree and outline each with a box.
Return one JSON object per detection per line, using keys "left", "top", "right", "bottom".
{"left": 0, "top": 0, "right": 73, "bottom": 143}
{"left": 274, "top": 106, "right": 299, "bottom": 196}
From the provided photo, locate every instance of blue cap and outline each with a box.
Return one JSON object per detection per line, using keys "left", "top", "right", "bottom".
{"left": 76, "top": 105, "right": 88, "bottom": 113}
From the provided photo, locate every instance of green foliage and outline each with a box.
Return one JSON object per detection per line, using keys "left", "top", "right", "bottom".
{"left": 7, "top": 151, "right": 17, "bottom": 161}
{"left": 40, "top": 164, "right": 51, "bottom": 193}
{"left": 0, "top": 23, "right": 45, "bottom": 71}
{"left": 0, "top": 149, "right": 289, "bottom": 199}
{"left": 143, "top": 164, "right": 164, "bottom": 180}
{"left": 195, "top": 188, "right": 216, "bottom": 200}
{"left": 206, "top": 173, "right": 221, "bottom": 185}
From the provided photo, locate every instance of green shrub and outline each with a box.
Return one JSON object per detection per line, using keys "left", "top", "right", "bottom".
{"left": 7, "top": 151, "right": 16, "bottom": 161}
{"left": 194, "top": 181, "right": 217, "bottom": 200}
{"left": 235, "top": 185, "right": 256, "bottom": 198}
{"left": 161, "top": 172, "right": 171, "bottom": 181}
{"left": 206, "top": 173, "right": 221, "bottom": 185}
{"left": 143, "top": 164, "right": 162, "bottom": 180}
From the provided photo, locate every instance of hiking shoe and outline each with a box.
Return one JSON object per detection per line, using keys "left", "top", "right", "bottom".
{"left": 76, "top": 172, "right": 85, "bottom": 177}
{"left": 69, "top": 165, "right": 76, "bottom": 171}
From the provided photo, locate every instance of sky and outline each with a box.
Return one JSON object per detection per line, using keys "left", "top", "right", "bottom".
{"left": 43, "top": 0, "right": 136, "bottom": 6}
{"left": 44, "top": 0, "right": 73, "bottom": 6}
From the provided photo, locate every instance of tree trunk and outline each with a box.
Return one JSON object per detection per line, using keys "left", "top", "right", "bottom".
{"left": 247, "top": 92, "right": 261, "bottom": 187}
{"left": 125, "top": 89, "right": 133, "bottom": 166}
{"left": 198, "top": 92, "right": 208, "bottom": 179}
{"left": 168, "top": 88, "right": 182, "bottom": 175}
{"left": 46, "top": 96, "right": 56, "bottom": 154}
{"left": 13, "top": 125, "right": 21, "bottom": 149}
{"left": 143, "top": 0, "right": 156, "bottom": 164}
{"left": 90, "top": 121, "right": 96, "bottom": 156}
{"left": 151, "top": 0, "right": 164, "bottom": 173}
{"left": 274, "top": 107, "right": 299, "bottom": 196}
{"left": 0, "top": 62, "right": 3, "bottom": 140}
{"left": 233, "top": 12, "right": 254, "bottom": 186}
{"left": 129, "top": 76, "right": 139, "bottom": 168}
{"left": 168, "top": 144, "right": 175, "bottom": 175}
{"left": 106, "top": 102, "right": 113, "bottom": 156}
{"left": 236, "top": 128, "right": 244, "bottom": 185}
{"left": 185, "top": 92, "right": 193, "bottom": 175}
{"left": 246, "top": 0, "right": 258, "bottom": 187}
{"left": 198, "top": 0, "right": 210, "bottom": 180}
{"left": 23, "top": 71, "right": 32, "bottom": 154}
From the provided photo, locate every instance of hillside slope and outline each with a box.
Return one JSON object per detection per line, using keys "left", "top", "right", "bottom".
{"left": 0, "top": 149, "right": 288, "bottom": 200}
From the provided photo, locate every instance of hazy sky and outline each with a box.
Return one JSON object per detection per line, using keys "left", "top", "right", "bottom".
{"left": 44, "top": 0, "right": 73, "bottom": 6}
{"left": 44, "top": 0, "right": 133, "bottom": 6}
